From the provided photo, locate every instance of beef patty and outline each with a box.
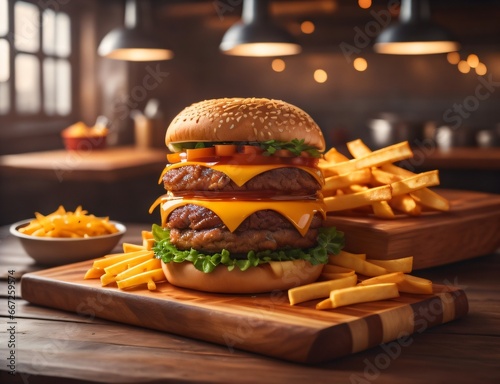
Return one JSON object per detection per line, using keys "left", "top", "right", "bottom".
{"left": 166, "top": 205, "right": 323, "bottom": 253}
{"left": 163, "top": 165, "right": 321, "bottom": 195}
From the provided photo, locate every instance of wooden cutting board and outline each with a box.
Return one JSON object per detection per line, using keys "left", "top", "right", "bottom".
{"left": 325, "top": 189, "right": 500, "bottom": 269}
{"left": 21, "top": 263, "right": 468, "bottom": 364}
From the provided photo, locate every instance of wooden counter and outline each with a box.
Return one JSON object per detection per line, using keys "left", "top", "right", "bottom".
{"left": 412, "top": 147, "right": 500, "bottom": 170}
{"left": 0, "top": 224, "right": 499, "bottom": 384}
{"left": 0, "top": 146, "right": 167, "bottom": 182}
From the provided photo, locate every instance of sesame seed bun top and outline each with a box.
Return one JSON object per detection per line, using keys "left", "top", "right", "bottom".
{"left": 165, "top": 98, "right": 325, "bottom": 152}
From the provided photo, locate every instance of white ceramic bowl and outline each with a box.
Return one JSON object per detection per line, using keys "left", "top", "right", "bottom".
{"left": 10, "top": 219, "right": 126, "bottom": 266}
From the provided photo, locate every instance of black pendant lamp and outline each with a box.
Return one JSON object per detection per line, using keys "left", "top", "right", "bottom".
{"left": 220, "top": 0, "right": 301, "bottom": 57}
{"left": 374, "top": 0, "right": 460, "bottom": 55}
{"left": 98, "top": 0, "right": 173, "bottom": 61}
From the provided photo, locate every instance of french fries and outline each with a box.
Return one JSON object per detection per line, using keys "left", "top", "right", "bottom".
{"left": 18, "top": 205, "right": 118, "bottom": 238}
{"left": 328, "top": 251, "right": 388, "bottom": 277}
{"left": 289, "top": 250, "right": 433, "bottom": 309}
{"left": 320, "top": 139, "right": 449, "bottom": 218}
{"left": 84, "top": 230, "right": 166, "bottom": 291}
{"left": 288, "top": 275, "right": 357, "bottom": 305}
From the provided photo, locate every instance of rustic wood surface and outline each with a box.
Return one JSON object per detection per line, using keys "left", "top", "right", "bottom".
{"left": 0, "top": 146, "right": 167, "bottom": 181}
{"left": 19, "top": 261, "right": 468, "bottom": 364}
{"left": 1, "top": 223, "right": 499, "bottom": 383}
{"left": 326, "top": 189, "right": 500, "bottom": 268}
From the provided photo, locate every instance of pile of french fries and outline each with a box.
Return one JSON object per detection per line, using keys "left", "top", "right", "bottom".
{"left": 319, "top": 139, "right": 450, "bottom": 218}
{"left": 288, "top": 250, "right": 433, "bottom": 309}
{"left": 19, "top": 205, "right": 119, "bottom": 238}
{"left": 84, "top": 230, "right": 166, "bottom": 290}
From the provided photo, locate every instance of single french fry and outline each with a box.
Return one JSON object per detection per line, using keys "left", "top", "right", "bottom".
{"left": 288, "top": 274, "right": 357, "bottom": 305}
{"left": 372, "top": 200, "right": 396, "bottom": 219}
{"left": 122, "top": 242, "right": 145, "bottom": 253}
{"left": 346, "top": 138, "right": 372, "bottom": 158}
{"left": 116, "top": 269, "right": 166, "bottom": 290}
{"left": 320, "top": 272, "right": 356, "bottom": 280}
{"left": 324, "top": 185, "right": 392, "bottom": 212}
{"left": 316, "top": 297, "right": 334, "bottom": 310}
{"left": 322, "top": 264, "right": 356, "bottom": 274}
{"left": 398, "top": 274, "right": 433, "bottom": 294}
{"left": 142, "top": 231, "right": 153, "bottom": 240}
{"left": 323, "top": 147, "right": 350, "bottom": 163}
{"left": 391, "top": 170, "right": 440, "bottom": 197}
{"left": 143, "top": 238, "right": 155, "bottom": 251}
{"left": 371, "top": 168, "right": 402, "bottom": 186}
{"left": 329, "top": 283, "right": 399, "bottom": 308}
{"left": 84, "top": 267, "right": 105, "bottom": 279}
{"left": 357, "top": 272, "right": 405, "bottom": 286}
{"left": 93, "top": 250, "right": 151, "bottom": 269}
{"left": 100, "top": 273, "right": 117, "bottom": 286}
{"left": 328, "top": 250, "right": 366, "bottom": 261}
{"left": 389, "top": 194, "right": 422, "bottom": 216}
{"left": 328, "top": 251, "right": 388, "bottom": 277}
{"left": 147, "top": 280, "right": 157, "bottom": 291}
{"left": 410, "top": 188, "right": 450, "bottom": 211}
{"left": 326, "top": 141, "right": 413, "bottom": 175}
{"left": 323, "top": 169, "right": 371, "bottom": 193}
{"left": 366, "top": 256, "right": 414, "bottom": 273}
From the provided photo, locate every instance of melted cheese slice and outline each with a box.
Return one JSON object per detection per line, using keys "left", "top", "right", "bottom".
{"left": 159, "top": 197, "right": 326, "bottom": 236}
{"left": 159, "top": 161, "right": 324, "bottom": 187}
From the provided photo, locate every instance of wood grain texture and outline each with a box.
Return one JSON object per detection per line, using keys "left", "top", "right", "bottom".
{"left": 325, "top": 189, "right": 500, "bottom": 269}
{"left": 0, "top": 146, "right": 166, "bottom": 181}
{"left": 20, "top": 262, "right": 468, "bottom": 364}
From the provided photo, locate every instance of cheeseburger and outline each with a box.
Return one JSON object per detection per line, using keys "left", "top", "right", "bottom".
{"left": 150, "top": 98, "right": 343, "bottom": 293}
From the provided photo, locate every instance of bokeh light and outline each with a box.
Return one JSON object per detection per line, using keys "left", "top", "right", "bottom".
{"left": 314, "top": 69, "right": 328, "bottom": 83}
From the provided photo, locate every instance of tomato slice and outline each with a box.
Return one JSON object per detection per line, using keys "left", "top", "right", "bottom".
{"left": 215, "top": 144, "right": 237, "bottom": 157}
{"left": 166, "top": 152, "right": 183, "bottom": 163}
{"left": 240, "top": 145, "right": 264, "bottom": 155}
{"left": 274, "top": 149, "right": 295, "bottom": 157}
{"left": 186, "top": 147, "right": 216, "bottom": 161}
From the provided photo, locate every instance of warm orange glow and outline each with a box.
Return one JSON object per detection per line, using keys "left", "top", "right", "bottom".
{"left": 353, "top": 57, "right": 368, "bottom": 72}
{"left": 447, "top": 52, "right": 460, "bottom": 65}
{"left": 457, "top": 60, "right": 470, "bottom": 74}
{"left": 221, "top": 42, "right": 301, "bottom": 57}
{"left": 475, "top": 62, "right": 487, "bottom": 76}
{"left": 271, "top": 58, "right": 286, "bottom": 72}
{"left": 374, "top": 41, "right": 459, "bottom": 55}
{"left": 300, "top": 21, "right": 315, "bottom": 34}
{"left": 467, "top": 54, "right": 480, "bottom": 68}
{"left": 358, "top": 0, "right": 372, "bottom": 9}
{"left": 314, "top": 69, "right": 327, "bottom": 83}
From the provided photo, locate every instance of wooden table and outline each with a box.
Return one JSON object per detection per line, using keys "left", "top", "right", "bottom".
{"left": 0, "top": 224, "right": 499, "bottom": 384}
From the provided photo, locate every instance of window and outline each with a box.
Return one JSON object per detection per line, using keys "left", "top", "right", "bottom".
{"left": 0, "top": 0, "right": 73, "bottom": 118}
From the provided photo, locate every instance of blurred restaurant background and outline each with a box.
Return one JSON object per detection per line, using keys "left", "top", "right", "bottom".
{"left": 0, "top": 0, "right": 499, "bottom": 226}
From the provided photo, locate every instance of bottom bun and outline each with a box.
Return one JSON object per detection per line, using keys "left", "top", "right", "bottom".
{"left": 161, "top": 260, "right": 324, "bottom": 294}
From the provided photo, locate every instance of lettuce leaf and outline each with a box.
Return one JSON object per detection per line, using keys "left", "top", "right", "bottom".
{"left": 152, "top": 224, "right": 344, "bottom": 274}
